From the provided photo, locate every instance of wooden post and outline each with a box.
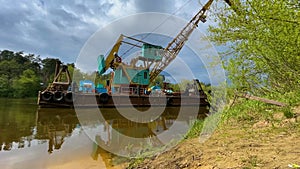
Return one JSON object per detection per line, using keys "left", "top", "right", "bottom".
{"left": 240, "top": 94, "right": 287, "bottom": 107}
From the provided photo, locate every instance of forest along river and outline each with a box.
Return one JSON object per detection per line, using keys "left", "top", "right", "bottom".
{"left": 0, "top": 98, "right": 208, "bottom": 169}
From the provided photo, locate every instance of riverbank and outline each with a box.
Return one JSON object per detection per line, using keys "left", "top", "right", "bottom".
{"left": 129, "top": 105, "right": 300, "bottom": 169}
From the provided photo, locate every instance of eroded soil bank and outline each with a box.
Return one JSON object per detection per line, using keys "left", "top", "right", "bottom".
{"left": 131, "top": 111, "right": 300, "bottom": 169}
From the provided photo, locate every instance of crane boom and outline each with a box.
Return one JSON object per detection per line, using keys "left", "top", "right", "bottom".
{"left": 149, "top": 0, "right": 214, "bottom": 82}
{"left": 104, "top": 35, "right": 124, "bottom": 71}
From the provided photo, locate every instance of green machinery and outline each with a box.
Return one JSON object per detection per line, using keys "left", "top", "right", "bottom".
{"left": 97, "top": 37, "right": 165, "bottom": 94}
{"left": 97, "top": 0, "right": 235, "bottom": 94}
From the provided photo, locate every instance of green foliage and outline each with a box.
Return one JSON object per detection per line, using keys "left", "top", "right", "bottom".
{"left": 149, "top": 75, "right": 164, "bottom": 88}
{"left": 0, "top": 74, "right": 10, "bottom": 97}
{"left": 222, "top": 97, "right": 298, "bottom": 127}
{"left": 12, "top": 69, "right": 40, "bottom": 98}
{"left": 209, "top": 0, "right": 300, "bottom": 95}
{"left": 267, "top": 90, "right": 300, "bottom": 106}
{"left": 283, "top": 106, "right": 294, "bottom": 118}
{"left": 177, "top": 79, "right": 193, "bottom": 91}
{"left": 184, "top": 119, "right": 204, "bottom": 139}
{"left": 127, "top": 158, "right": 144, "bottom": 169}
{"left": 0, "top": 51, "right": 38, "bottom": 97}
{"left": 41, "top": 58, "right": 60, "bottom": 84}
{"left": 222, "top": 97, "right": 274, "bottom": 123}
{"left": 0, "top": 50, "right": 69, "bottom": 98}
{"left": 94, "top": 72, "right": 111, "bottom": 86}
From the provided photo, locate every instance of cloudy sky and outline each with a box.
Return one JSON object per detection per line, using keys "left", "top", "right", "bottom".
{"left": 0, "top": 0, "right": 220, "bottom": 62}
{"left": 0, "top": 0, "right": 226, "bottom": 84}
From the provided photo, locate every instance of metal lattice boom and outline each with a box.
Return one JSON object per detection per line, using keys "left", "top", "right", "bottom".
{"left": 149, "top": 0, "right": 214, "bottom": 82}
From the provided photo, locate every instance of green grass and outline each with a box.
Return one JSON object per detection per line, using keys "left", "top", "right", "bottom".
{"left": 242, "top": 155, "right": 262, "bottom": 168}
{"left": 184, "top": 119, "right": 205, "bottom": 139}
{"left": 127, "top": 158, "right": 145, "bottom": 169}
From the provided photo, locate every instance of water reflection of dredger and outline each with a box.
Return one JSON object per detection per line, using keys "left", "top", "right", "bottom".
{"left": 91, "top": 115, "right": 170, "bottom": 160}
{"left": 35, "top": 108, "right": 79, "bottom": 153}
{"left": 102, "top": 116, "right": 170, "bottom": 143}
{"left": 92, "top": 107, "right": 207, "bottom": 158}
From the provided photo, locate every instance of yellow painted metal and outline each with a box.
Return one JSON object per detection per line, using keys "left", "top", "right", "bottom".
{"left": 105, "top": 34, "right": 124, "bottom": 70}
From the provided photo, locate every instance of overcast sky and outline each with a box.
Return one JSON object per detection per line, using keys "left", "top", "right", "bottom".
{"left": 0, "top": 0, "right": 219, "bottom": 63}
{"left": 0, "top": 0, "right": 227, "bottom": 84}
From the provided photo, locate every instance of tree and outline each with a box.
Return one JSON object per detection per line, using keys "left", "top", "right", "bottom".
{"left": 12, "top": 69, "right": 41, "bottom": 97}
{"left": 149, "top": 75, "right": 165, "bottom": 88}
{"left": 0, "top": 74, "right": 10, "bottom": 97}
{"left": 209, "top": 0, "right": 300, "bottom": 95}
{"left": 41, "top": 58, "right": 61, "bottom": 85}
{"left": 0, "top": 50, "right": 14, "bottom": 61}
{"left": 0, "top": 50, "right": 77, "bottom": 98}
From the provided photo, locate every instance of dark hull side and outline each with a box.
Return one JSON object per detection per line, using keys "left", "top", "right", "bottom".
{"left": 37, "top": 91, "right": 210, "bottom": 108}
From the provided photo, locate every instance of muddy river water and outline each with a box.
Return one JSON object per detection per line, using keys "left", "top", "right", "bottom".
{"left": 0, "top": 98, "right": 208, "bottom": 169}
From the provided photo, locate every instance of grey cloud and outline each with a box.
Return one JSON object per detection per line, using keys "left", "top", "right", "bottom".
{"left": 133, "top": 0, "right": 175, "bottom": 13}
{"left": 49, "top": 8, "right": 79, "bottom": 28}
{"left": 0, "top": 0, "right": 206, "bottom": 64}
{"left": 0, "top": 0, "right": 103, "bottom": 63}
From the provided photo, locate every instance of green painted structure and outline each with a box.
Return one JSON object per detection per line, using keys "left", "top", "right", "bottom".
{"left": 113, "top": 68, "right": 149, "bottom": 85}
{"left": 141, "top": 44, "right": 163, "bottom": 61}
{"left": 97, "top": 55, "right": 106, "bottom": 75}
{"left": 97, "top": 43, "right": 163, "bottom": 86}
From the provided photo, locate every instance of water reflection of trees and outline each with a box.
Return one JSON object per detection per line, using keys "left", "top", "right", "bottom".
{"left": 0, "top": 103, "right": 36, "bottom": 151}
{"left": 0, "top": 108, "right": 79, "bottom": 153}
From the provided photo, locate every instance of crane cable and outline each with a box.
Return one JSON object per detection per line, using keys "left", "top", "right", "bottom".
{"left": 121, "top": 0, "right": 194, "bottom": 57}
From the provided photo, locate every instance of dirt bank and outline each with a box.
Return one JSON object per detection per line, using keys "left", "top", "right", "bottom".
{"left": 132, "top": 112, "right": 300, "bottom": 169}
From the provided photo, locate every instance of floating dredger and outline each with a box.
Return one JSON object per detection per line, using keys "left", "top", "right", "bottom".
{"left": 37, "top": 0, "right": 222, "bottom": 108}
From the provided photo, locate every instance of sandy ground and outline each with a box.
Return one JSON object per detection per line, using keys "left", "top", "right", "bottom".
{"left": 133, "top": 112, "right": 300, "bottom": 169}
